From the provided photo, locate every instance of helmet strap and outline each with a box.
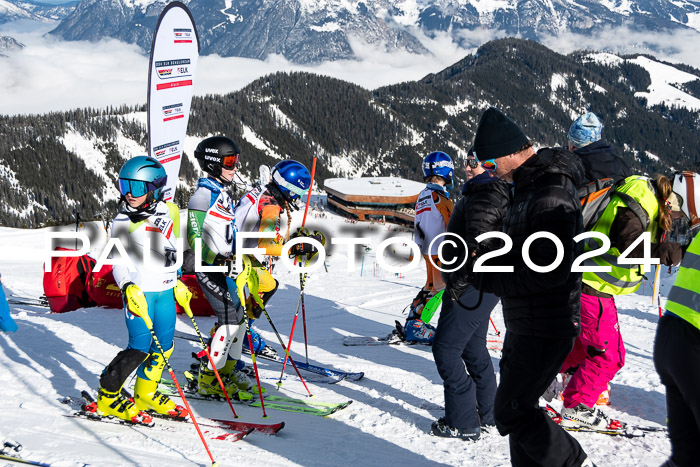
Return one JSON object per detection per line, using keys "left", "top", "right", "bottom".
{"left": 215, "top": 172, "right": 233, "bottom": 186}
{"left": 268, "top": 181, "right": 295, "bottom": 207}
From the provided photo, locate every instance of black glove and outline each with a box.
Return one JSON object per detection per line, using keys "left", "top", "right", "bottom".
{"left": 289, "top": 242, "right": 317, "bottom": 257}
{"left": 288, "top": 228, "right": 326, "bottom": 257}
{"left": 657, "top": 242, "right": 682, "bottom": 266}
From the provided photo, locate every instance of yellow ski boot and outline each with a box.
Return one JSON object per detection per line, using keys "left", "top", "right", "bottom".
{"left": 133, "top": 347, "right": 188, "bottom": 419}
{"left": 197, "top": 362, "right": 239, "bottom": 398}
{"left": 96, "top": 387, "right": 152, "bottom": 425}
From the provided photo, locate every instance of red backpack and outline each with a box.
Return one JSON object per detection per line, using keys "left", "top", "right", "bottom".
{"left": 43, "top": 248, "right": 97, "bottom": 313}
{"left": 86, "top": 266, "right": 124, "bottom": 309}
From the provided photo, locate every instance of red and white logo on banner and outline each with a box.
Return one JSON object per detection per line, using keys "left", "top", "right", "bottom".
{"left": 173, "top": 27, "right": 193, "bottom": 43}
{"left": 148, "top": 2, "right": 199, "bottom": 202}
{"left": 162, "top": 103, "right": 184, "bottom": 122}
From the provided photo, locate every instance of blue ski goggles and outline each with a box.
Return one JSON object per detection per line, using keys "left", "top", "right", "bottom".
{"left": 119, "top": 177, "right": 167, "bottom": 197}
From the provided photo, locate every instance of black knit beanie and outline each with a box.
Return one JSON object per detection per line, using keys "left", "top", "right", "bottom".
{"left": 473, "top": 107, "right": 529, "bottom": 160}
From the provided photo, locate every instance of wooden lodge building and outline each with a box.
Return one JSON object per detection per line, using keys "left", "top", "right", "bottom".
{"left": 323, "top": 177, "right": 425, "bottom": 225}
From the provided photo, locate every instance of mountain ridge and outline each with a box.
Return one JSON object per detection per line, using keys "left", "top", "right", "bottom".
{"left": 0, "top": 37, "right": 698, "bottom": 228}
{"left": 40, "top": 0, "right": 700, "bottom": 64}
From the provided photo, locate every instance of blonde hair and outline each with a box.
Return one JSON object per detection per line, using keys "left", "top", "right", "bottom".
{"left": 654, "top": 174, "right": 673, "bottom": 232}
{"left": 283, "top": 200, "right": 292, "bottom": 242}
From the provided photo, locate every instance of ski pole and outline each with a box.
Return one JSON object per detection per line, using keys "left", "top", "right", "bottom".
{"left": 286, "top": 156, "right": 317, "bottom": 371}
{"left": 301, "top": 285, "right": 309, "bottom": 364}
{"left": 140, "top": 313, "right": 218, "bottom": 466}
{"left": 489, "top": 317, "right": 500, "bottom": 337}
{"left": 174, "top": 281, "right": 238, "bottom": 419}
{"left": 244, "top": 316, "right": 268, "bottom": 418}
{"left": 280, "top": 269, "right": 308, "bottom": 380}
{"left": 233, "top": 256, "right": 267, "bottom": 418}
{"left": 260, "top": 305, "right": 312, "bottom": 395}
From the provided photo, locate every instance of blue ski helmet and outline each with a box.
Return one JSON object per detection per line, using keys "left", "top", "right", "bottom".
{"left": 422, "top": 151, "right": 454, "bottom": 187}
{"left": 118, "top": 156, "right": 167, "bottom": 208}
{"left": 271, "top": 160, "right": 311, "bottom": 202}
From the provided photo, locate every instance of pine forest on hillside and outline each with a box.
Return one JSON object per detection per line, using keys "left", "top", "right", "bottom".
{"left": 1, "top": 39, "right": 699, "bottom": 228}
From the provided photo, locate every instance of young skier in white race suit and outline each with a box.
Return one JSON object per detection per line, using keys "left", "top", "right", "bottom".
{"left": 186, "top": 136, "right": 259, "bottom": 398}
{"left": 96, "top": 156, "right": 187, "bottom": 423}
{"left": 401, "top": 151, "right": 454, "bottom": 343}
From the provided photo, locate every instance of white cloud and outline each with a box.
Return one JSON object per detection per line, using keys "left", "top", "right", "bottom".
{"left": 540, "top": 23, "right": 700, "bottom": 71}
{"left": 1, "top": 19, "right": 699, "bottom": 117}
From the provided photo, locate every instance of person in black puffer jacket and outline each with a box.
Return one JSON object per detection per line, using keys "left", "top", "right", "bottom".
{"left": 472, "top": 107, "right": 593, "bottom": 467}
{"left": 430, "top": 148, "right": 511, "bottom": 441}
{"left": 568, "top": 112, "right": 631, "bottom": 185}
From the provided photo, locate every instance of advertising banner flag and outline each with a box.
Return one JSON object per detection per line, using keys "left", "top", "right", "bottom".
{"left": 147, "top": 1, "right": 200, "bottom": 202}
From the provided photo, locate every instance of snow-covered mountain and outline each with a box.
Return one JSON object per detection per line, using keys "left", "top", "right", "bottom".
{"left": 0, "top": 34, "right": 24, "bottom": 54}
{"left": 47, "top": 0, "right": 700, "bottom": 63}
{"left": 0, "top": 0, "right": 76, "bottom": 24}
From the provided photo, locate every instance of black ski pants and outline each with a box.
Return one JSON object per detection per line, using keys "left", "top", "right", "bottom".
{"left": 495, "top": 332, "right": 587, "bottom": 467}
{"left": 432, "top": 286, "right": 499, "bottom": 429}
{"left": 654, "top": 314, "right": 700, "bottom": 467}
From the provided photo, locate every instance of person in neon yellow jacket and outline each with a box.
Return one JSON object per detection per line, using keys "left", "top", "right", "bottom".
{"left": 559, "top": 174, "right": 682, "bottom": 430}
{"left": 654, "top": 230, "right": 700, "bottom": 467}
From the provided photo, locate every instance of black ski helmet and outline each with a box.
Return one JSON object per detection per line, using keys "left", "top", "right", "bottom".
{"left": 194, "top": 136, "right": 240, "bottom": 178}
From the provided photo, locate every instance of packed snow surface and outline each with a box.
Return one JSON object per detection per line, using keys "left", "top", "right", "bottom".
{"left": 0, "top": 199, "right": 675, "bottom": 466}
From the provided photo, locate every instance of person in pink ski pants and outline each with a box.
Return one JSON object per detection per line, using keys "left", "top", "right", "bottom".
{"left": 560, "top": 293, "right": 624, "bottom": 407}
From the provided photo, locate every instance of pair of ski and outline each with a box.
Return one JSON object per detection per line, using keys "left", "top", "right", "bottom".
{"left": 66, "top": 390, "right": 284, "bottom": 442}
{"left": 6, "top": 294, "right": 49, "bottom": 308}
{"left": 545, "top": 404, "right": 666, "bottom": 438}
{"left": 158, "top": 372, "right": 352, "bottom": 417}
{"left": 342, "top": 320, "right": 502, "bottom": 350}
{"left": 174, "top": 330, "right": 365, "bottom": 383}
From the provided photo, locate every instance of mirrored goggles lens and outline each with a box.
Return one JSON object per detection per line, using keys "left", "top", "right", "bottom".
{"left": 119, "top": 176, "right": 166, "bottom": 197}
{"left": 119, "top": 179, "right": 148, "bottom": 197}
{"left": 466, "top": 158, "right": 479, "bottom": 169}
{"left": 481, "top": 159, "right": 497, "bottom": 172}
{"left": 222, "top": 154, "right": 240, "bottom": 169}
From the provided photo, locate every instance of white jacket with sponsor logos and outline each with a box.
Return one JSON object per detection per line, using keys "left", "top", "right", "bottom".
{"left": 187, "top": 177, "right": 237, "bottom": 265}
{"left": 110, "top": 201, "right": 179, "bottom": 292}
{"left": 414, "top": 186, "right": 453, "bottom": 256}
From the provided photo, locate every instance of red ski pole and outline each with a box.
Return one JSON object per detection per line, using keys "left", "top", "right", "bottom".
{"left": 283, "top": 156, "right": 317, "bottom": 375}
{"left": 489, "top": 317, "right": 500, "bottom": 336}
{"left": 175, "top": 281, "right": 238, "bottom": 418}
{"left": 147, "top": 323, "right": 217, "bottom": 466}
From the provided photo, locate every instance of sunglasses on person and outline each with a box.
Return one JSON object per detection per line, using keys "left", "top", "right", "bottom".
{"left": 119, "top": 177, "right": 167, "bottom": 197}
{"left": 481, "top": 159, "right": 498, "bottom": 172}
{"left": 466, "top": 158, "right": 479, "bottom": 169}
{"left": 221, "top": 153, "right": 240, "bottom": 170}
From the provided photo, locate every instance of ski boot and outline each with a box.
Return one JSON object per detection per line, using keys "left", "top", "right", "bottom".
{"left": 197, "top": 361, "right": 239, "bottom": 398}
{"left": 404, "top": 319, "right": 436, "bottom": 344}
{"left": 560, "top": 403, "right": 625, "bottom": 431}
{"left": 134, "top": 378, "right": 188, "bottom": 419}
{"left": 230, "top": 367, "right": 266, "bottom": 401}
{"left": 596, "top": 383, "right": 611, "bottom": 406}
{"left": 407, "top": 289, "right": 431, "bottom": 317}
{"left": 429, "top": 417, "right": 480, "bottom": 441}
{"left": 96, "top": 386, "right": 152, "bottom": 424}
{"left": 244, "top": 323, "right": 278, "bottom": 358}
{"left": 133, "top": 347, "right": 188, "bottom": 419}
